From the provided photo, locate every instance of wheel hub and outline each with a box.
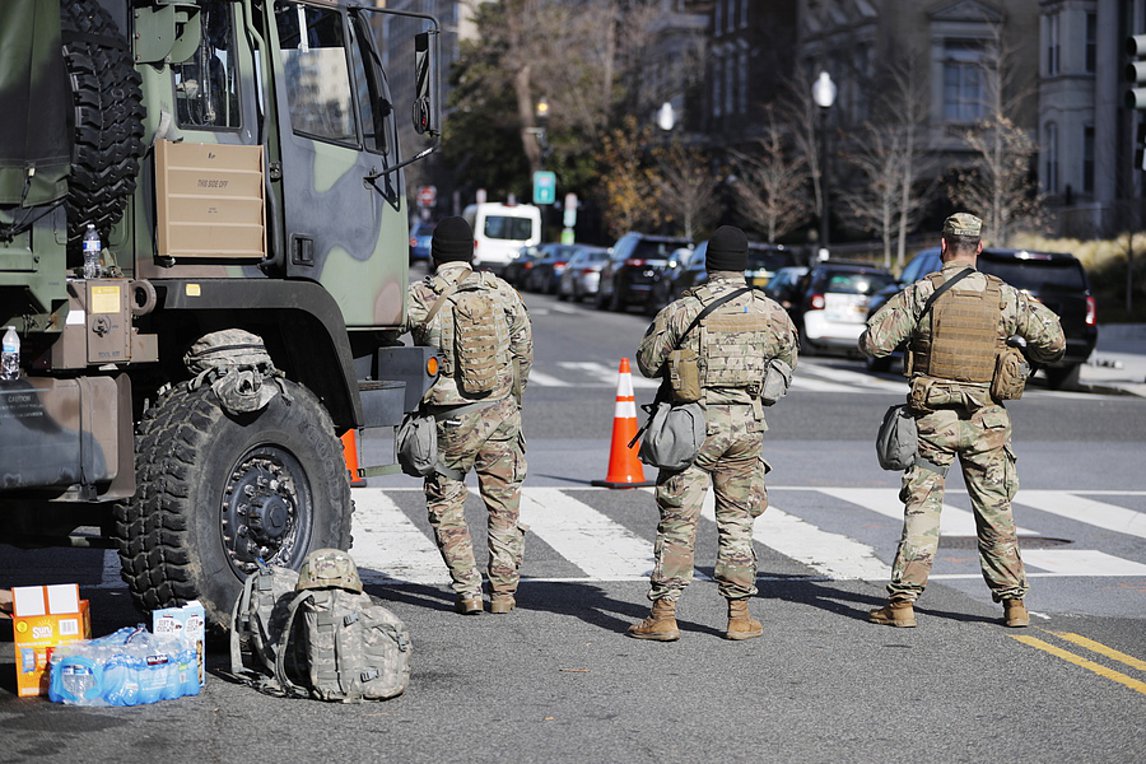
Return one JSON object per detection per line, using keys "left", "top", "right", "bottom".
{"left": 221, "top": 447, "right": 310, "bottom": 573}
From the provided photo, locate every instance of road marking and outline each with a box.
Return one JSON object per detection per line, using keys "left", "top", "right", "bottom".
{"left": 789, "top": 377, "right": 856, "bottom": 393}
{"left": 799, "top": 362, "right": 903, "bottom": 391}
{"left": 506, "top": 487, "right": 656, "bottom": 580}
{"left": 696, "top": 490, "right": 889, "bottom": 581}
{"left": 549, "top": 303, "right": 580, "bottom": 315}
{"left": 1049, "top": 632, "right": 1146, "bottom": 672}
{"left": 1023, "top": 549, "right": 1146, "bottom": 576}
{"left": 351, "top": 489, "right": 449, "bottom": 585}
{"left": 558, "top": 361, "right": 661, "bottom": 389}
{"left": 1015, "top": 491, "right": 1146, "bottom": 539}
{"left": 528, "top": 369, "right": 574, "bottom": 387}
{"left": 1011, "top": 635, "right": 1146, "bottom": 697}
{"left": 816, "top": 487, "right": 1039, "bottom": 537}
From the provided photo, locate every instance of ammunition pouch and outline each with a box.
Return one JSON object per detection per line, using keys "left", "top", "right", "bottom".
{"left": 667, "top": 347, "right": 701, "bottom": 403}
{"left": 760, "top": 358, "right": 793, "bottom": 406}
{"left": 990, "top": 346, "right": 1031, "bottom": 401}
{"left": 908, "top": 377, "right": 934, "bottom": 414}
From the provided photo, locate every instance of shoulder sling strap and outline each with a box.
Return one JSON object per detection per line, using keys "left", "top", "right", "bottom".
{"left": 423, "top": 269, "right": 476, "bottom": 326}
{"left": 674, "top": 287, "right": 752, "bottom": 350}
{"left": 919, "top": 267, "right": 975, "bottom": 320}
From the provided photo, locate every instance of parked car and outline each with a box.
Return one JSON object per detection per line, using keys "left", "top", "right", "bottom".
{"left": 596, "top": 233, "right": 692, "bottom": 312}
{"left": 408, "top": 220, "right": 435, "bottom": 263}
{"left": 503, "top": 245, "right": 543, "bottom": 290}
{"left": 763, "top": 266, "right": 810, "bottom": 311}
{"left": 864, "top": 247, "right": 1098, "bottom": 387}
{"left": 558, "top": 245, "right": 611, "bottom": 301}
{"left": 526, "top": 243, "right": 580, "bottom": 294}
{"left": 792, "top": 262, "right": 897, "bottom": 356}
{"left": 648, "top": 241, "right": 799, "bottom": 314}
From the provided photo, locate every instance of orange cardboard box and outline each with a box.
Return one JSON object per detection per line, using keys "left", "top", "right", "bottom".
{"left": 11, "top": 584, "right": 92, "bottom": 697}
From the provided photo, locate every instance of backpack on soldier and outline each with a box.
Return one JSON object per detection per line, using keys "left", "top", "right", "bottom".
{"left": 450, "top": 281, "right": 508, "bottom": 396}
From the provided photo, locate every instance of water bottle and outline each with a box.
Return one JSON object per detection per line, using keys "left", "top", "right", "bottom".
{"left": 82, "top": 223, "right": 101, "bottom": 279}
{"left": 1, "top": 326, "right": 19, "bottom": 381}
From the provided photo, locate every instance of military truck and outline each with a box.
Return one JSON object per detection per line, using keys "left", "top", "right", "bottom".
{"left": 0, "top": 0, "right": 442, "bottom": 627}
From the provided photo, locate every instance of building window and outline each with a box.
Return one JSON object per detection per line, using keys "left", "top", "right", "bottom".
{"left": 724, "top": 52, "right": 734, "bottom": 116}
{"left": 712, "top": 56, "right": 722, "bottom": 119}
{"left": 714, "top": 0, "right": 722, "bottom": 37}
{"left": 943, "top": 40, "right": 985, "bottom": 123}
{"left": 740, "top": 0, "right": 748, "bottom": 29}
{"left": 1047, "top": 13, "right": 1060, "bottom": 76}
{"left": 1083, "top": 125, "right": 1095, "bottom": 194}
{"left": 1045, "top": 121, "right": 1059, "bottom": 194}
{"left": 1085, "top": 12, "right": 1096, "bottom": 73}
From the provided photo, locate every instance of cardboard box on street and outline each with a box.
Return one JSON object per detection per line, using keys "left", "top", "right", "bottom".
{"left": 152, "top": 600, "right": 206, "bottom": 687}
{"left": 11, "top": 584, "right": 92, "bottom": 697}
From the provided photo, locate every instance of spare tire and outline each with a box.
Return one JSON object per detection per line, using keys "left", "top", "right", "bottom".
{"left": 60, "top": 0, "right": 146, "bottom": 246}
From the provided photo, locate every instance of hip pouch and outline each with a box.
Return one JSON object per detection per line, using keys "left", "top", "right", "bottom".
{"left": 990, "top": 345, "right": 1031, "bottom": 401}
{"left": 636, "top": 400, "right": 706, "bottom": 472}
{"left": 875, "top": 403, "right": 918, "bottom": 471}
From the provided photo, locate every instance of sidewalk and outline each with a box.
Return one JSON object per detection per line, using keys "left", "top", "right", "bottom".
{"left": 1075, "top": 323, "right": 1146, "bottom": 398}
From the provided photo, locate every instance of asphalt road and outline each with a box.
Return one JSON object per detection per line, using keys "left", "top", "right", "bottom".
{"left": 2, "top": 287, "right": 1144, "bottom": 762}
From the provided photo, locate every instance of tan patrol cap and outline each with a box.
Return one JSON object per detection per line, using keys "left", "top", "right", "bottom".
{"left": 942, "top": 212, "right": 982, "bottom": 238}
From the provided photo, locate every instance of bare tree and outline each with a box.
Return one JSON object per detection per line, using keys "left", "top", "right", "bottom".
{"left": 731, "top": 105, "right": 810, "bottom": 243}
{"left": 949, "top": 25, "right": 1044, "bottom": 245}
{"left": 780, "top": 68, "right": 824, "bottom": 233}
{"left": 656, "top": 140, "right": 717, "bottom": 241}
{"left": 598, "top": 115, "right": 664, "bottom": 239}
{"left": 881, "top": 51, "right": 933, "bottom": 270}
{"left": 841, "top": 121, "right": 905, "bottom": 267}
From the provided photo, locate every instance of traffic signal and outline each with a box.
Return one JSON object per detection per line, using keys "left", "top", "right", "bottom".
{"left": 1126, "top": 35, "right": 1146, "bottom": 109}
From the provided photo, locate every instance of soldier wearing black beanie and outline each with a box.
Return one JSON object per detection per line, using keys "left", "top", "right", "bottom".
{"left": 431, "top": 216, "right": 475, "bottom": 264}
{"left": 705, "top": 225, "right": 748, "bottom": 273}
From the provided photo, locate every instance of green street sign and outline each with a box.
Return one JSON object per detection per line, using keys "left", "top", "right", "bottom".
{"left": 533, "top": 171, "right": 556, "bottom": 205}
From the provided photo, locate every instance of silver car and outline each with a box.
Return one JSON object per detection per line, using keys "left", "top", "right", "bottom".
{"left": 558, "top": 245, "right": 611, "bottom": 302}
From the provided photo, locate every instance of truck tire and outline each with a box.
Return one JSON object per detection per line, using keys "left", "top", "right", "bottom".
{"left": 114, "top": 379, "right": 353, "bottom": 629}
{"left": 60, "top": 0, "right": 146, "bottom": 245}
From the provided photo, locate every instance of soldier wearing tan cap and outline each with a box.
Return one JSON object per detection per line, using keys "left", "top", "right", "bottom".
{"left": 858, "top": 213, "right": 1066, "bottom": 628}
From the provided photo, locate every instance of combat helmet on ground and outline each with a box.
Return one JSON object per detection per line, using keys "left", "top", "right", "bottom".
{"left": 296, "top": 549, "right": 363, "bottom": 593}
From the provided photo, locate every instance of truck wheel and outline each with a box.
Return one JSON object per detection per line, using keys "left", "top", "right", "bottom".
{"left": 114, "top": 379, "right": 352, "bottom": 629}
{"left": 60, "top": 0, "right": 146, "bottom": 245}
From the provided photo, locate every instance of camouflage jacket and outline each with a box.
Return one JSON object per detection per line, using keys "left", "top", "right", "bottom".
{"left": 404, "top": 263, "right": 533, "bottom": 407}
{"left": 637, "top": 272, "right": 798, "bottom": 408}
{"left": 860, "top": 262, "right": 1066, "bottom": 400}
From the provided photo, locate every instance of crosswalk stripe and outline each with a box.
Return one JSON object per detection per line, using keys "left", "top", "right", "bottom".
{"left": 789, "top": 377, "right": 856, "bottom": 393}
{"left": 799, "top": 363, "right": 903, "bottom": 391}
{"left": 1023, "top": 550, "right": 1146, "bottom": 576}
{"left": 351, "top": 489, "right": 449, "bottom": 585}
{"left": 528, "top": 369, "right": 574, "bottom": 387}
{"left": 558, "top": 361, "right": 661, "bottom": 389}
{"left": 696, "top": 491, "right": 889, "bottom": 581}
{"left": 1014, "top": 491, "right": 1146, "bottom": 539}
{"left": 515, "top": 487, "right": 655, "bottom": 580}
{"left": 817, "top": 487, "right": 1039, "bottom": 537}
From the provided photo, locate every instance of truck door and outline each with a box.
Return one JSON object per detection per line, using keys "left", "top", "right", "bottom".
{"left": 270, "top": 1, "right": 405, "bottom": 328}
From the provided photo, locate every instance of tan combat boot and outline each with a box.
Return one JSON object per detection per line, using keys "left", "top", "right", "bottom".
{"left": 490, "top": 593, "right": 516, "bottom": 614}
{"left": 455, "top": 594, "right": 483, "bottom": 615}
{"left": 868, "top": 600, "right": 916, "bottom": 628}
{"left": 725, "top": 598, "right": 763, "bottom": 641}
{"left": 1003, "top": 599, "right": 1030, "bottom": 628}
{"left": 626, "top": 598, "right": 680, "bottom": 641}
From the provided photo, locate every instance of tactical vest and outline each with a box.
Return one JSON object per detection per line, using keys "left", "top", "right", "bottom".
{"left": 694, "top": 286, "right": 774, "bottom": 393}
{"left": 909, "top": 272, "right": 1004, "bottom": 383}
{"left": 433, "top": 272, "right": 511, "bottom": 398}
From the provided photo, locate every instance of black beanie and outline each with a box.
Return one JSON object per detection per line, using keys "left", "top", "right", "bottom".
{"left": 705, "top": 225, "right": 748, "bottom": 272}
{"left": 432, "top": 216, "right": 474, "bottom": 263}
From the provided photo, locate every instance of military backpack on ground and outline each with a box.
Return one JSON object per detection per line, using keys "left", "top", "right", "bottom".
{"left": 229, "top": 549, "right": 412, "bottom": 702}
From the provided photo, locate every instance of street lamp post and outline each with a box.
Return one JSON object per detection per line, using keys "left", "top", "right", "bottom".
{"left": 812, "top": 71, "right": 836, "bottom": 253}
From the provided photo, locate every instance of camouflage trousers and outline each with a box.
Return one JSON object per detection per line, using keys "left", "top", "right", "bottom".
{"left": 649, "top": 404, "right": 768, "bottom": 602}
{"left": 888, "top": 403, "right": 1026, "bottom": 603}
{"left": 423, "top": 396, "right": 527, "bottom": 598}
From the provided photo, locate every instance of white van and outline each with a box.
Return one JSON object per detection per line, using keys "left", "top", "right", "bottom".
{"left": 462, "top": 202, "right": 542, "bottom": 273}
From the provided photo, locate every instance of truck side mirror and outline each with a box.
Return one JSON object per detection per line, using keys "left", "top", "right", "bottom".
{"left": 413, "top": 32, "right": 438, "bottom": 135}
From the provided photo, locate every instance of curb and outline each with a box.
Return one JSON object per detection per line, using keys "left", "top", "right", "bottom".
{"left": 1075, "top": 381, "right": 1145, "bottom": 398}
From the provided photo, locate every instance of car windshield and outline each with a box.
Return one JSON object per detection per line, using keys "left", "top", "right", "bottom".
{"left": 484, "top": 216, "right": 534, "bottom": 240}
{"left": 980, "top": 259, "right": 1087, "bottom": 291}
{"left": 632, "top": 240, "right": 690, "bottom": 260}
{"left": 413, "top": 223, "right": 434, "bottom": 236}
{"left": 823, "top": 270, "right": 895, "bottom": 295}
{"left": 747, "top": 251, "right": 796, "bottom": 271}
{"left": 583, "top": 250, "right": 609, "bottom": 262}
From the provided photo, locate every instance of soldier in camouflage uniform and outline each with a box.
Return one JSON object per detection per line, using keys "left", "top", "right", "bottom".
{"left": 859, "top": 213, "right": 1065, "bottom": 628}
{"left": 403, "top": 217, "right": 533, "bottom": 615}
{"left": 629, "top": 226, "right": 798, "bottom": 641}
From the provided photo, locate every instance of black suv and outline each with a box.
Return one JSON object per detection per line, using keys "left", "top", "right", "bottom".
{"left": 596, "top": 233, "right": 692, "bottom": 312}
{"left": 866, "top": 247, "right": 1098, "bottom": 388}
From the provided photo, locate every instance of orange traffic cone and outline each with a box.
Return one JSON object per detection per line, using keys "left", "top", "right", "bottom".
{"left": 340, "top": 429, "right": 367, "bottom": 487}
{"left": 592, "top": 358, "right": 655, "bottom": 488}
